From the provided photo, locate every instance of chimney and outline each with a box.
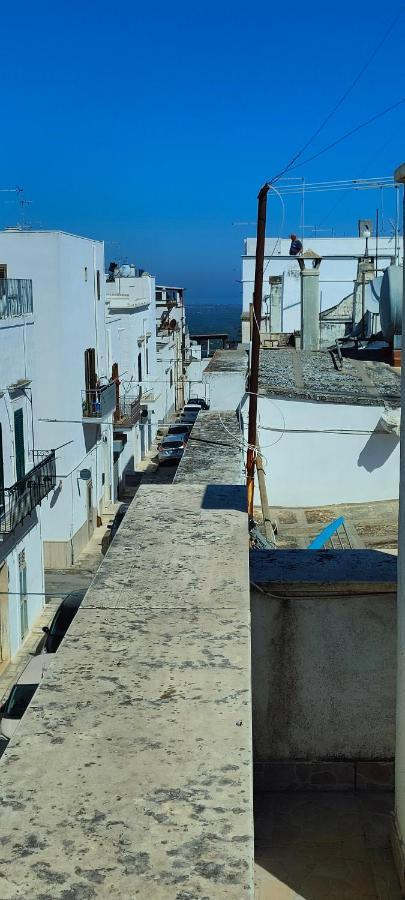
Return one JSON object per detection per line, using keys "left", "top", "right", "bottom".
{"left": 298, "top": 253, "right": 321, "bottom": 351}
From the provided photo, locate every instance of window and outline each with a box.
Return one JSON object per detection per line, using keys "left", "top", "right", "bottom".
{"left": 96, "top": 270, "right": 101, "bottom": 300}
{"left": 14, "top": 409, "right": 25, "bottom": 483}
{"left": 84, "top": 266, "right": 88, "bottom": 282}
{"left": 170, "top": 369, "right": 173, "bottom": 388}
{"left": 138, "top": 352, "right": 142, "bottom": 384}
{"left": 19, "top": 550, "right": 28, "bottom": 641}
{"left": 146, "top": 341, "right": 149, "bottom": 375}
{"left": 0, "top": 264, "right": 7, "bottom": 279}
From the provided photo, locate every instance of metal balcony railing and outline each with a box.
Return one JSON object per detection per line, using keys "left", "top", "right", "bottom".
{"left": 0, "top": 451, "right": 56, "bottom": 534}
{"left": 114, "top": 393, "right": 141, "bottom": 427}
{"left": 0, "top": 279, "right": 33, "bottom": 320}
{"left": 82, "top": 382, "right": 117, "bottom": 419}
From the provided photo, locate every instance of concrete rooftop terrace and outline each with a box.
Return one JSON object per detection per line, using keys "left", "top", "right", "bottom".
{"left": 203, "top": 349, "right": 248, "bottom": 374}
{"left": 174, "top": 411, "right": 244, "bottom": 485}
{"left": 0, "top": 483, "right": 253, "bottom": 898}
{"left": 259, "top": 348, "right": 401, "bottom": 407}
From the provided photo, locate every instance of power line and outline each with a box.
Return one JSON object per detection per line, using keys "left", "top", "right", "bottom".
{"left": 270, "top": 5, "right": 405, "bottom": 184}
{"left": 286, "top": 96, "right": 405, "bottom": 172}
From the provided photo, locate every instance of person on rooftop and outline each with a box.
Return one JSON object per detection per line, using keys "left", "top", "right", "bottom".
{"left": 289, "top": 233, "right": 303, "bottom": 256}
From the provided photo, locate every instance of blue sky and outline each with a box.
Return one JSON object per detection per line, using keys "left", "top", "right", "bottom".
{"left": 1, "top": 0, "right": 405, "bottom": 304}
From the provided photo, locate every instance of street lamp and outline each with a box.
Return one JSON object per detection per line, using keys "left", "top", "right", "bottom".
{"left": 363, "top": 226, "right": 371, "bottom": 258}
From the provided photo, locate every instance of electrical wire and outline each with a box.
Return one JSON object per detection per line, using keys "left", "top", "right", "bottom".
{"left": 285, "top": 96, "right": 405, "bottom": 175}
{"left": 269, "top": 5, "right": 405, "bottom": 184}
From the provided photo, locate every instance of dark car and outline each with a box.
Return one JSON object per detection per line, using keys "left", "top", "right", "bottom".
{"left": 171, "top": 421, "right": 193, "bottom": 434}
{"left": 40, "top": 591, "right": 84, "bottom": 653}
{"left": 188, "top": 397, "right": 210, "bottom": 410}
{"left": 168, "top": 424, "right": 191, "bottom": 439}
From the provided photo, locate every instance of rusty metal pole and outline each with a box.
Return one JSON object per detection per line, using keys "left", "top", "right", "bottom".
{"left": 246, "top": 182, "right": 269, "bottom": 518}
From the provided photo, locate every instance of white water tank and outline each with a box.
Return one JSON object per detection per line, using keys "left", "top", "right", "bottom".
{"left": 379, "top": 265, "right": 403, "bottom": 340}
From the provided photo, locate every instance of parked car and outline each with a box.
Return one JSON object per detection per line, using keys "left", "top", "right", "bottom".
{"left": 172, "top": 420, "right": 194, "bottom": 433}
{"left": 188, "top": 397, "right": 210, "bottom": 410}
{"left": 180, "top": 410, "right": 199, "bottom": 423}
{"left": 183, "top": 404, "right": 201, "bottom": 416}
{"left": 38, "top": 591, "right": 84, "bottom": 654}
{"left": 167, "top": 424, "right": 191, "bottom": 440}
{"left": 0, "top": 654, "right": 52, "bottom": 741}
{"left": 158, "top": 436, "right": 186, "bottom": 465}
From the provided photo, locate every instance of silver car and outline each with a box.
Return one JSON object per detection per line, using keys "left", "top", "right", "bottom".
{"left": 158, "top": 436, "right": 186, "bottom": 465}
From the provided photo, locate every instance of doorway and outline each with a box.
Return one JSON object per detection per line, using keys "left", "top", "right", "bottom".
{"left": 86, "top": 480, "right": 94, "bottom": 541}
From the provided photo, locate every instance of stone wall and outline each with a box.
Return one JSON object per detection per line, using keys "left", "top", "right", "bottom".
{"left": 250, "top": 549, "right": 397, "bottom": 791}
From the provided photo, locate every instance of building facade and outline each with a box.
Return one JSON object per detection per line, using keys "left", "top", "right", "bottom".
{"left": 0, "top": 231, "right": 114, "bottom": 569}
{"left": 106, "top": 268, "right": 158, "bottom": 495}
{"left": 0, "top": 274, "right": 55, "bottom": 663}
{"left": 241, "top": 235, "right": 399, "bottom": 342}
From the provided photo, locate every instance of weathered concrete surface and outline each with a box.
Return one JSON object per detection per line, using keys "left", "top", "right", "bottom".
{"left": 0, "top": 484, "right": 253, "bottom": 898}
{"left": 251, "top": 549, "right": 396, "bottom": 761}
{"left": 259, "top": 348, "right": 401, "bottom": 407}
{"left": 175, "top": 411, "right": 244, "bottom": 485}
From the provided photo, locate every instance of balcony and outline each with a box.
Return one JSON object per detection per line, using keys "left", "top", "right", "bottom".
{"left": 0, "top": 451, "right": 56, "bottom": 534}
{"left": 0, "top": 279, "right": 33, "bottom": 320}
{"left": 82, "top": 382, "right": 117, "bottom": 422}
{"left": 114, "top": 394, "right": 141, "bottom": 428}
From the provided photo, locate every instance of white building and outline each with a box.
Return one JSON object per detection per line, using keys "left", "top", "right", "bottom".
{"left": 0, "top": 231, "right": 114, "bottom": 569}
{"left": 106, "top": 267, "right": 159, "bottom": 495}
{"left": 0, "top": 275, "right": 56, "bottom": 663}
{"left": 155, "top": 285, "right": 187, "bottom": 415}
{"left": 241, "top": 236, "right": 399, "bottom": 342}
{"left": 243, "top": 348, "right": 401, "bottom": 507}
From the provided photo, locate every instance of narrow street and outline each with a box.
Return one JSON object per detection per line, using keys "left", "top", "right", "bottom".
{"left": 0, "top": 424, "right": 179, "bottom": 757}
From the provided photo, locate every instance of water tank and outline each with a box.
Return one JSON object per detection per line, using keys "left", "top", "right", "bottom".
{"left": 379, "top": 265, "right": 403, "bottom": 340}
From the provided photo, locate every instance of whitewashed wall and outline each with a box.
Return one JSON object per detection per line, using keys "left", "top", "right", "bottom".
{"left": 0, "top": 313, "right": 45, "bottom": 657}
{"left": 242, "top": 236, "right": 398, "bottom": 337}
{"left": 0, "top": 231, "right": 112, "bottom": 561}
{"left": 242, "top": 394, "right": 400, "bottom": 506}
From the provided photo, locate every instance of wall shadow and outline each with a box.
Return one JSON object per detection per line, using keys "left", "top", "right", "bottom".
{"left": 201, "top": 484, "right": 246, "bottom": 512}
{"left": 357, "top": 428, "right": 399, "bottom": 473}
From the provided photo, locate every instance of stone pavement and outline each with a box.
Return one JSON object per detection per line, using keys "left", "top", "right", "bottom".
{"left": 254, "top": 792, "right": 401, "bottom": 899}
{"left": 0, "top": 482, "right": 253, "bottom": 898}
{"left": 256, "top": 500, "right": 399, "bottom": 552}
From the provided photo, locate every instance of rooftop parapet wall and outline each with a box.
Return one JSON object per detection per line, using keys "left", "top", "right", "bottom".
{"left": 175, "top": 411, "right": 244, "bottom": 485}
{"left": 251, "top": 549, "right": 396, "bottom": 767}
{"left": 0, "top": 484, "right": 253, "bottom": 898}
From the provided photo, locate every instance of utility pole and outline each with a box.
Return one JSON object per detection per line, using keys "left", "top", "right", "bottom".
{"left": 246, "top": 182, "right": 269, "bottom": 518}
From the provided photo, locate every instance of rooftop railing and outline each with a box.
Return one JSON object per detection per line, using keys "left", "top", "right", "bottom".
{"left": 114, "top": 393, "right": 141, "bottom": 427}
{"left": 0, "top": 279, "right": 33, "bottom": 320}
{"left": 0, "top": 451, "right": 56, "bottom": 534}
{"left": 82, "top": 382, "right": 117, "bottom": 420}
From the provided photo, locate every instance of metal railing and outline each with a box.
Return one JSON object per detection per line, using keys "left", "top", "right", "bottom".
{"left": 0, "top": 279, "right": 33, "bottom": 320}
{"left": 0, "top": 451, "right": 56, "bottom": 534}
{"left": 114, "top": 393, "right": 141, "bottom": 427}
{"left": 82, "top": 382, "right": 117, "bottom": 419}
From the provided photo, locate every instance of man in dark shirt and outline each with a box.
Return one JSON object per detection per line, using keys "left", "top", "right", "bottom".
{"left": 289, "top": 233, "right": 303, "bottom": 256}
